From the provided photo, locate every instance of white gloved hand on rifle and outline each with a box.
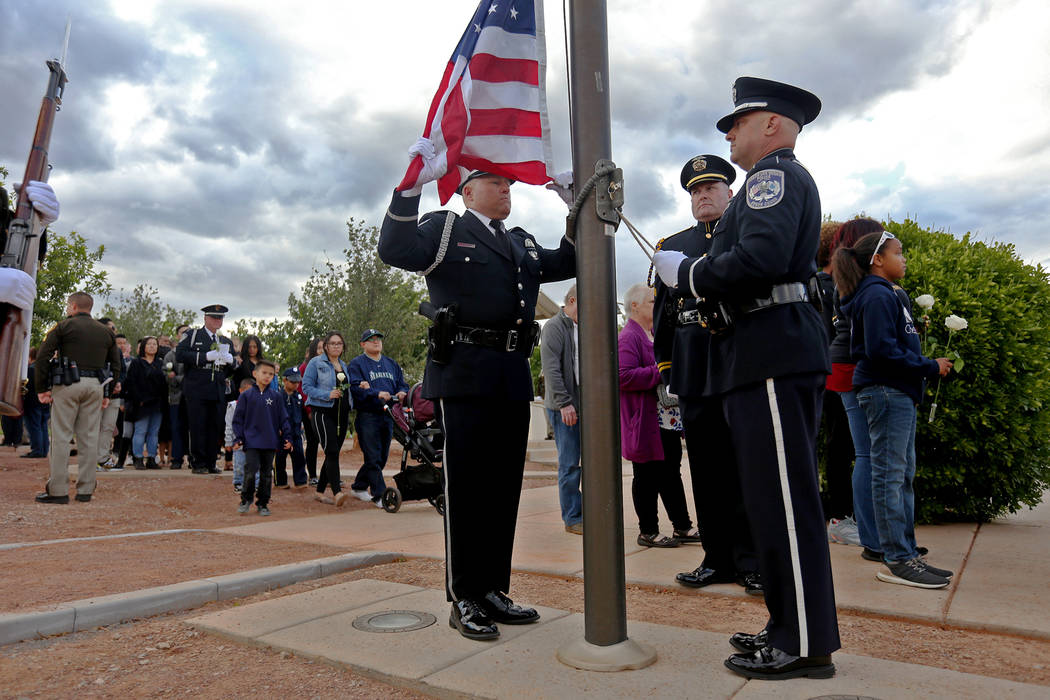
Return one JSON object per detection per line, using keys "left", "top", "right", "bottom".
{"left": 0, "top": 268, "right": 37, "bottom": 310}
{"left": 14, "top": 181, "right": 60, "bottom": 225}
{"left": 652, "top": 249, "right": 687, "bottom": 288}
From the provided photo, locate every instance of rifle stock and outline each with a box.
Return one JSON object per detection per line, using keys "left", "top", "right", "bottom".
{"left": 0, "top": 58, "right": 68, "bottom": 417}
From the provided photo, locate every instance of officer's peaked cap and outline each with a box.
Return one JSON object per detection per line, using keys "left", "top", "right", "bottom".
{"left": 201, "top": 304, "right": 228, "bottom": 317}
{"left": 680, "top": 154, "right": 736, "bottom": 191}
{"left": 456, "top": 170, "right": 516, "bottom": 195}
{"left": 716, "top": 77, "right": 821, "bottom": 134}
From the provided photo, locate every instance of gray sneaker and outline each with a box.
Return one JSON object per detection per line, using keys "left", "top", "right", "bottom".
{"left": 920, "top": 558, "right": 954, "bottom": 578}
{"left": 876, "top": 558, "right": 950, "bottom": 589}
{"left": 827, "top": 516, "right": 862, "bottom": 546}
{"left": 258, "top": 505, "right": 271, "bottom": 517}
{"left": 237, "top": 502, "right": 251, "bottom": 514}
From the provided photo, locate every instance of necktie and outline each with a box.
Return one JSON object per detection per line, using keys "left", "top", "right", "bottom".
{"left": 493, "top": 220, "right": 512, "bottom": 258}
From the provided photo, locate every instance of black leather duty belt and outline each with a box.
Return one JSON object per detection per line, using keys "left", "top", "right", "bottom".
{"left": 678, "top": 282, "right": 809, "bottom": 325}
{"left": 78, "top": 369, "right": 105, "bottom": 378}
{"left": 453, "top": 324, "right": 539, "bottom": 352}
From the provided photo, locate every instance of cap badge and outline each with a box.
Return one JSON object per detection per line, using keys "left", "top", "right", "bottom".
{"left": 691, "top": 157, "right": 707, "bottom": 172}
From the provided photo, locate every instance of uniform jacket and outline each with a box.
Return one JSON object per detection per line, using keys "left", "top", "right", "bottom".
{"left": 652, "top": 219, "right": 717, "bottom": 398}
{"left": 176, "top": 326, "right": 234, "bottom": 403}
{"left": 302, "top": 354, "right": 352, "bottom": 408}
{"left": 378, "top": 191, "right": 576, "bottom": 401}
{"left": 348, "top": 353, "right": 409, "bottom": 413}
{"left": 232, "top": 384, "right": 293, "bottom": 450}
{"left": 617, "top": 318, "right": 664, "bottom": 463}
{"left": 676, "top": 148, "right": 830, "bottom": 395}
{"left": 124, "top": 356, "right": 167, "bottom": 418}
{"left": 840, "top": 275, "right": 940, "bottom": 404}
{"left": 35, "top": 312, "right": 122, "bottom": 390}
{"left": 540, "top": 310, "right": 579, "bottom": 411}
{"left": 282, "top": 389, "right": 304, "bottom": 439}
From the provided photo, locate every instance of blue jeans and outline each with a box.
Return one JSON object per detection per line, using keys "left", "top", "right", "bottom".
{"left": 352, "top": 411, "right": 391, "bottom": 498}
{"left": 547, "top": 408, "right": 582, "bottom": 526}
{"left": 857, "top": 385, "right": 918, "bottom": 562}
{"left": 25, "top": 404, "right": 50, "bottom": 455}
{"left": 132, "top": 411, "right": 163, "bottom": 457}
{"left": 232, "top": 449, "right": 257, "bottom": 489}
{"left": 838, "top": 389, "right": 878, "bottom": 550}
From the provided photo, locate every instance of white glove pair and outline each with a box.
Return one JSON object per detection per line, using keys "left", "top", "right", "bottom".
{"left": 14, "top": 181, "right": 60, "bottom": 225}
{"left": 205, "top": 349, "right": 234, "bottom": 365}
{"left": 652, "top": 249, "right": 687, "bottom": 287}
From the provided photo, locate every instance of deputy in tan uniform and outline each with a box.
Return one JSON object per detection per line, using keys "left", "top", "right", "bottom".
{"left": 34, "top": 291, "right": 122, "bottom": 504}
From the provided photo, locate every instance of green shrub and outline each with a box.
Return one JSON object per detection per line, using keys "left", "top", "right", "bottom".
{"left": 887, "top": 218, "right": 1050, "bottom": 522}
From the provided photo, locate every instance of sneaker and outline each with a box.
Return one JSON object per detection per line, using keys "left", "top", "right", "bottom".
{"left": 108, "top": 463, "right": 124, "bottom": 472}
{"left": 351, "top": 488, "right": 371, "bottom": 502}
{"left": 827, "top": 517, "right": 862, "bottom": 547}
{"left": 237, "top": 502, "right": 251, "bottom": 514}
{"left": 564, "top": 522, "right": 583, "bottom": 535}
{"left": 373, "top": 498, "right": 383, "bottom": 509}
{"left": 861, "top": 547, "right": 883, "bottom": 562}
{"left": 258, "top": 505, "right": 271, "bottom": 516}
{"left": 876, "top": 558, "right": 950, "bottom": 589}
{"left": 233, "top": 483, "right": 242, "bottom": 493}
{"left": 920, "top": 558, "right": 953, "bottom": 579}
{"left": 308, "top": 478, "right": 318, "bottom": 486}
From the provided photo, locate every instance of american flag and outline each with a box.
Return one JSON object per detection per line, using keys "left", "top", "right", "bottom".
{"left": 398, "top": 0, "right": 554, "bottom": 204}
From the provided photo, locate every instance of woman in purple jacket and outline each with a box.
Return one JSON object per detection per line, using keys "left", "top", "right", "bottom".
{"left": 618, "top": 283, "right": 695, "bottom": 547}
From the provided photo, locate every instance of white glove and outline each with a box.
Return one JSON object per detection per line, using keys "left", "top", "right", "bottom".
{"left": 0, "top": 268, "right": 37, "bottom": 309}
{"left": 400, "top": 136, "right": 437, "bottom": 197}
{"left": 206, "top": 350, "right": 220, "bottom": 362}
{"left": 219, "top": 351, "right": 234, "bottom": 365}
{"left": 15, "top": 181, "right": 60, "bottom": 225}
{"left": 408, "top": 136, "right": 436, "bottom": 162}
{"left": 545, "top": 170, "right": 574, "bottom": 207}
{"left": 652, "top": 250, "right": 687, "bottom": 288}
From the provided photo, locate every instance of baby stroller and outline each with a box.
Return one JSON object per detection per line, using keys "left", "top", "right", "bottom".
{"left": 381, "top": 382, "right": 445, "bottom": 514}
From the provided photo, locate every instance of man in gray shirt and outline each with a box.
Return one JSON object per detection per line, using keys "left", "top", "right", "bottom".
{"left": 540, "top": 285, "right": 582, "bottom": 534}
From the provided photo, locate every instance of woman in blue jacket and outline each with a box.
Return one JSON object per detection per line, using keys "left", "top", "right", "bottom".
{"left": 302, "top": 331, "right": 352, "bottom": 506}
{"left": 834, "top": 230, "right": 953, "bottom": 590}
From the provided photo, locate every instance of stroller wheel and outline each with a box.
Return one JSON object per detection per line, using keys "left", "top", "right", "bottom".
{"left": 429, "top": 493, "right": 446, "bottom": 516}
{"left": 382, "top": 488, "right": 402, "bottom": 513}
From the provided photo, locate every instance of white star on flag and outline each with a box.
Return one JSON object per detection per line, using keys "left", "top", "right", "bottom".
{"left": 474, "top": 22, "right": 481, "bottom": 32}
{"left": 488, "top": 4, "right": 498, "bottom": 13}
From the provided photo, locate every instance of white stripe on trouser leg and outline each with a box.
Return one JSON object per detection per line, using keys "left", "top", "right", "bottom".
{"left": 438, "top": 399, "right": 457, "bottom": 602}
{"left": 766, "top": 377, "right": 809, "bottom": 657}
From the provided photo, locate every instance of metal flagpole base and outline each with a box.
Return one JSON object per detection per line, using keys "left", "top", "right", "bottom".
{"left": 556, "top": 636, "right": 657, "bottom": 672}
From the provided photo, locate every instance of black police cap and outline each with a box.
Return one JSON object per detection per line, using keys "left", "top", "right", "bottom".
{"left": 201, "top": 304, "right": 228, "bottom": 317}
{"left": 360, "top": 328, "right": 384, "bottom": 343}
{"left": 680, "top": 154, "right": 736, "bottom": 191}
{"left": 455, "top": 170, "right": 516, "bottom": 195}
{"left": 716, "top": 77, "right": 821, "bottom": 134}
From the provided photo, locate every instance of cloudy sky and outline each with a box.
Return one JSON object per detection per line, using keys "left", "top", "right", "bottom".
{"left": 2, "top": 0, "right": 1048, "bottom": 325}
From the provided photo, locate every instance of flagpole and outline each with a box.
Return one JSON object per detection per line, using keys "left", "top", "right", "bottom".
{"left": 556, "top": 0, "right": 656, "bottom": 671}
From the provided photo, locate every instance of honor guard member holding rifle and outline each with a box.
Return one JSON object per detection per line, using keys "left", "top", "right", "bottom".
{"left": 379, "top": 168, "right": 576, "bottom": 641}
{"left": 653, "top": 77, "right": 839, "bottom": 680}
{"left": 0, "top": 181, "right": 59, "bottom": 332}
{"left": 34, "top": 292, "right": 121, "bottom": 504}
{"left": 177, "top": 305, "right": 234, "bottom": 474}
{"left": 651, "top": 155, "right": 763, "bottom": 595}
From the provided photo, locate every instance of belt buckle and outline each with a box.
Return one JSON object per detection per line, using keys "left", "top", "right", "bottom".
{"left": 505, "top": 330, "right": 519, "bottom": 352}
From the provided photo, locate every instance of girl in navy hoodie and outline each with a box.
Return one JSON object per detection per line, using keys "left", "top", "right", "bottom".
{"left": 833, "top": 230, "right": 954, "bottom": 590}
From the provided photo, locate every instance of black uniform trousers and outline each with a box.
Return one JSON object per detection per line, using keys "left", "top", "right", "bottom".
{"left": 437, "top": 396, "right": 530, "bottom": 602}
{"left": 821, "top": 389, "right": 855, "bottom": 520}
{"left": 678, "top": 395, "right": 758, "bottom": 575}
{"left": 186, "top": 396, "right": 224, "bottom": 469}
{"left": 722, "top": 372, "right": 840, "bottom": 658}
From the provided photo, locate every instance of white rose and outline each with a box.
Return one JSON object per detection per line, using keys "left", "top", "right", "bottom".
{"left": 945, "top": 314, "right": 968, "bottom": 331}
{"left": 336, "top": 372, "right": 346, "bottom": 382}
{"left": 916, "top": 294, "right": 935, "bottom": 310}
{"left": 164, "top": 362, "right": 173, "bottom": 370}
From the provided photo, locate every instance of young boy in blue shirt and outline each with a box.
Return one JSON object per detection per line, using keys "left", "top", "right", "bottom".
{"left": 348, "top": 329, "right": 409, "bottom": 505}
{"left": 274, "top": 368, "right": 308, "bottom": 489}
{"left": 233, "top": 360, "right": 293, "bottom": 516}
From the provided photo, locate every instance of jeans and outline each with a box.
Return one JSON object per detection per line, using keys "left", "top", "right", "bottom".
{"left": 857, "top": 385, "right": 918, "bottom": 562}
{"left": 232, "top": 449, "right": 253, "bottom": 488}
{"left": 839, "top": 389, "right": 878, "bottom": 551}
{"left": 352, "top": 411, "right": 391, "bottom": 498}
{"left": 132, "top": 411, "right": 163, "bottom": 457}
{"left": 547, "top": 408, "right": 582, "bottom": 526}
{"left": 25, "top": 404, "right": 50, "bottom": 455}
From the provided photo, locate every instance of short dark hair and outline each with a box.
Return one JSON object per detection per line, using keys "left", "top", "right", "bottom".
{"left": 68, "top": 291, "right": 93, "bottom": 311}
{"left": 115, "top": 333, "right": 127, "bottom": 340}
{"left": 255, "top": 359, "right": 276, "bottom": 371}
{"left": 239, "top": 377, "right": 255, "bottom": 390}
{"left": 97, "top": 316, "right": 112, "bottom": 325}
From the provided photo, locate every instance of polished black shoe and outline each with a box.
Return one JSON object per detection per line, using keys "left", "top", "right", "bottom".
{"left": 170, "top": 460, "right": 183, "bottom": 470}
{"left": 736, "top": 571, "right": 765, "bottom": 596}
{"left": 449, "top": 600, "right": 500, "bottom": 640}
{"left": 861, "top": 547, "right": 884, "bottom": 562}
{"left": 35, "top": 492, "right": 69, "bottom": 504}
{"left": 191, "top": 467, "right": 208, "bottom": 474}
{"left": 206, "top": 466, "right": 222, "bottom": 474}
{"left": 20, "top": 452, "right": 47, "bottom": 458}
{"left": 75, "top": 493, "right": 92, "bottom": 502}
{"left": 133, "top": 457, "right": 146, "bottom": 470}
{"left": 145, "top": 457, "right": 160, "bottom": 469}
{"left": 675, "top": 566, "right": 735, "bottom": 588}
{"left": 479, "top": 590, "right": 540, "bottom": 625}
{"left": 724, "top": 646, "right": 835, "bottom": 680}
{"left": 729, "top": 630, "right": 768, "bottom": 653}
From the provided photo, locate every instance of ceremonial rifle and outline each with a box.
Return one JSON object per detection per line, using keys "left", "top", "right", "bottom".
{"left": 0, "top": 23, "right": 70, "bottom": 416}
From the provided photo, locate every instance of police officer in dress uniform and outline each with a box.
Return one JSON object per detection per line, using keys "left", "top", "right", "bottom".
{"left": 653, "top": 77, "right": 839, "bottom": 680}
{"left": 34, "top": 292, "right": 122, "bottom": 504}
{"left": 379, "top": 169, "right": 576, "bottom": 641}
{"left": 651, "top": 155, "right": 763, "bottom": 595}
{"left": 177, "top": 305, "right": 234, "bottom": 474}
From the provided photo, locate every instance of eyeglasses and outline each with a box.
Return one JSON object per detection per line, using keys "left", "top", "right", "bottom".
{"left": 869, "top": 231, "right": 897, "bottom": 265}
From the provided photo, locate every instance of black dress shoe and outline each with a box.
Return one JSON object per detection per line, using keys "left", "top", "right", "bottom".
{"left": 675, "top": 566, "right": 735, "bottom": 588}
{"left": 20, "top": 452, "right": 46, "bottom": 458}
{"left": 479, "top": 590, "right": 540, "bottom": 625}
{"left": 724, "top": 646, "right": 835, "bottom": 680}
{"left": 35, "top": 492, "right": 69, "bottom": 504}
{"left": 729, "top": 629, "right": 768, "bottom": 653}
{"left": 191, "top": 467, "right": 208, "bottom": 474}
{"left": 75, "top": 494, "right": 92, "bottom": 502}
{"left": 449, "top": 600, "right": 500, "bottom": 641}
{"left": 736, "top": 571, "right": 765, "bottom": 596}
{"left": 206, "top": 466, "right": 222, "bottom": 474}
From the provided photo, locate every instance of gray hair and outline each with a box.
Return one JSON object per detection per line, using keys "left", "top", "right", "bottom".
{"left": 564, "top": 284, "right": 577, "bottom": 305}
{"left": 623, "top": 283, "right": 651, "bottom": 312}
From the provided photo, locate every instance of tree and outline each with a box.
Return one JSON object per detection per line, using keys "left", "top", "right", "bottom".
{"left": 32, "top": 231, "right": 111, "bottom": 344}
{"left": 230, "top": 317, "right": 305, "bottom": 373}
{"left": 101, "top": 284, "right": 196, "bottom": 348}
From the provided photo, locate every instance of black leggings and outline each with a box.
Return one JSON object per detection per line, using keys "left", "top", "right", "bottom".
{"left": 631, "top": 428, "right": 693, "bottom": 535}
{"left": 312, "top": 403, "right": 347, "bottom": 495}
{"left": 303, "top": 409, "right": 320, "bottom": 479}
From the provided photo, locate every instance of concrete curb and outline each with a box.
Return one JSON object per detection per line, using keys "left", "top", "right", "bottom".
{"left": 0, "top": 550, "right": 400, "bottom": 647}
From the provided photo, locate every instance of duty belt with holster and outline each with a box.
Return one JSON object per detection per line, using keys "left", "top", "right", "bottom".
{"left": 419, "top": 300, "right": 539, "bottom": 364}
{"left": 678, "top": 279, "right": 822, "bottom": 334}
